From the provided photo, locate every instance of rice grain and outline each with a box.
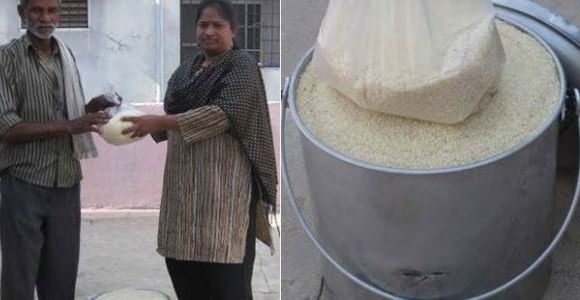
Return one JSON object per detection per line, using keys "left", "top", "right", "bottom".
{"left": 296, "top": 22, "right": 561, "bottom": 169}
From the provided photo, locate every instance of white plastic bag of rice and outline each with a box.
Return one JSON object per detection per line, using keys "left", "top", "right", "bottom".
{"left": 98, "top": 91, "right": 145, "bottom": 146}
{"left": 310, "top": 0, "right": 506, "bottom": 124}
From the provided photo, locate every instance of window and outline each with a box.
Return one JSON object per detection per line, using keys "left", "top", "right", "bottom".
{"left": 234, "top": 3, "right": 261, "bottom": 63}
{"left": 21, "top": 0, "right": 89, "bottom": 29}
{"left": 58, "top": 0, "right": 89, "bottom": 28}
{"left": 180, "top": 0, "right": 280, "bottom": 67}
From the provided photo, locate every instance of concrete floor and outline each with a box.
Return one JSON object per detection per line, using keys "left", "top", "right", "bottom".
{"left": 281, "top": 0, "right": 580, "bottom": 299}
{"left": 76, "top": 212, "right": 280, "bottom": 300}
{"left": 0, "top": 211, "right": 280, "bottom": 300}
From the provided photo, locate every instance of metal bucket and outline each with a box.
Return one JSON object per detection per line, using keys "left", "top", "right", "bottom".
{"left": 282, "top": 5, "right": 580, "bottom": 300}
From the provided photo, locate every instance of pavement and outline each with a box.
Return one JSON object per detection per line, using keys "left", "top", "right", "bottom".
{"left": 0, "top": 210, "right": 280, "bottom": 300}
{"left": 75, "top": 211, "right": 280, "bottom": 300}
{"left": 281, "top": 0, "right": 580, "bottom": 299}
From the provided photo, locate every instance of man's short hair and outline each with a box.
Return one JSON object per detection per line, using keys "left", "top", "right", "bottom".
{"left": 20, "top": 0, "right": 61, "bottom": 8}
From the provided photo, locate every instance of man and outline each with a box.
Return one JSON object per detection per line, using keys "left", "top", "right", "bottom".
{"left": 0, "top": 0, "right": 115, "bottom": 299}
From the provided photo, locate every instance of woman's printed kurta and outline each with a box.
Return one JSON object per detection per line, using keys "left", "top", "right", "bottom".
{"left": 157, "top": 49, "right": 276, "bottom": 263}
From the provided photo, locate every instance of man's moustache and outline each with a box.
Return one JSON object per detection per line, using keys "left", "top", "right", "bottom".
{"left": 34, "top": 24, "right": 57, "bottom": 29}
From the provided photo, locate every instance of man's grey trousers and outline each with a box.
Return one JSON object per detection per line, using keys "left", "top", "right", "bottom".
{"left": 0, "top": 175, "right": 80, "bottom": 300}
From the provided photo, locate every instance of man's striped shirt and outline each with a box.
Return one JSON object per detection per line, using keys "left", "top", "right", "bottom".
{"left": 0, "top": 33, "right": 81, "bottom": 187}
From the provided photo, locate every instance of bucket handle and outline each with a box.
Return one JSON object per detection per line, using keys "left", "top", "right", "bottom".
{"left": 281, "top": 79, "right": 580, "bottom": 300}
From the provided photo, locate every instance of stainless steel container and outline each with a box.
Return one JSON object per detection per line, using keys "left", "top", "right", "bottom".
{"left": 283, "top": 1, "right": 580, "bottom": 299}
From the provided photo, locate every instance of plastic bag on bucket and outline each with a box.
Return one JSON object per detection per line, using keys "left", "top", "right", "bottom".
{"left": 309, "top": 0, "right": 506, "bottom": 124}
{"left": 98, "top": 88, "right": 145, "bottom": 146}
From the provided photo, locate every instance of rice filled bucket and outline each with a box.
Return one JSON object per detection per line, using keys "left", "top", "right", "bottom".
{"left": 282, "top": 6, "right": 580, "bottom": 299}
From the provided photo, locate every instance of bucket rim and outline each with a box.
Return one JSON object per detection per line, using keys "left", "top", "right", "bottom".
{"left": 287, "top": 16, "right": 567, "bottom": 176}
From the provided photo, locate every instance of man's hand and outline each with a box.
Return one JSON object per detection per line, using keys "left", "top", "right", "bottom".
{"left": 68, "top": 112, "right": 111, "bottom": 135}
{"left": 85, "top": 95, "right": 119, "bottom": 114}
{"left": 1, "top": 112, "right": 111, "bottom": 143}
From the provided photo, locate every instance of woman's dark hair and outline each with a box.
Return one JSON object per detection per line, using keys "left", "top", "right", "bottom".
{"left": 195, "top": 0, "right": 238, "bottom": 32}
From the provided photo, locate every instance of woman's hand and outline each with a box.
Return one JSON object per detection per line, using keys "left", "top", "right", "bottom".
{"left": 121, "top": 115, "right": 177, "bottom": 138}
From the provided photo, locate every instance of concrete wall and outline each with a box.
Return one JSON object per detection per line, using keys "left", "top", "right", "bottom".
{"left": 0, "top": 0, "right": 160, "bottom": 103}
{"left": 163, "top": 0, "right": 181, "bottom": 98}
{"left": 0, "top": 0, "right": 279, "bottom": 103}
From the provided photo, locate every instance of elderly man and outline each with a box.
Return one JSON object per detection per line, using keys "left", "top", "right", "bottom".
{"left": 0, "top": 0, "right": 115, "bottom": 299}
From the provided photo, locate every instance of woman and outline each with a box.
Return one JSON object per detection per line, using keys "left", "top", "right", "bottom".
{"left": 121, "top": 0, "right": 277, "bottom": 299}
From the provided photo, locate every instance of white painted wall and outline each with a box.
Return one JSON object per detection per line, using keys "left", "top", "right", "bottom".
{"left": 262, "top": 68, "right": 281, "bottom": 102}
{"left": 0, "top": 0, "right": 280, "bottom": 104}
